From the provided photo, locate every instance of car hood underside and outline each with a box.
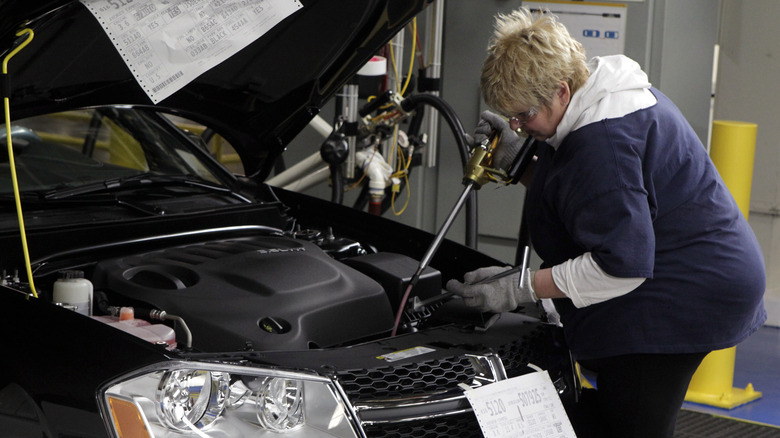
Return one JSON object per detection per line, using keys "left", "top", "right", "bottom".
{"left": 0, "top": 0, "right": 430, "bottom": 178}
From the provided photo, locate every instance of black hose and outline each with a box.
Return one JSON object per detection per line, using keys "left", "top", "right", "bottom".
{"left": 352, "top": 183, "right": 370, "bottom": 211}
{"left": 320, "top": 132, "right": 349, "bottom": 205}
{"left": 360, "top": 90, "right": 396, "bottom": 117}
{"left": 407, "top": 104, "right": 426, "bottom": 139}
{"left": 330, "top": 164, "right": 344, "bottom": 205}
{"left": 400, "top": 93, "right": 470, "bottom": 172}
{"left": 400, "top": 93, "right": 478, "bottom": 248}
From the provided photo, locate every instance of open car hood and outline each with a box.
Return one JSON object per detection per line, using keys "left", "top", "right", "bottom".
{"left": 0, "top": 0, "right": 430, "bottom": 179}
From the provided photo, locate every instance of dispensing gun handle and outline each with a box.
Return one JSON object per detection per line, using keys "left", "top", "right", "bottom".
{"left": 462, "top": 131, "right": 507, "bottom": 188}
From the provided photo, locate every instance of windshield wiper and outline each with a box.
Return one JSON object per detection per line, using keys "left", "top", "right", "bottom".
{"left": 41, "top": 173, "right": 251, "bottom": 203}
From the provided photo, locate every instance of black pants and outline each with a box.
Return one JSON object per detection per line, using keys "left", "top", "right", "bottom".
{"left": 565, "top": 352, "right": 709, "bottom": 438}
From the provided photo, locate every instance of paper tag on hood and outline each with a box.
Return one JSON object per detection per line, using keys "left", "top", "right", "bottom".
{"left": 80, "top": 0, "right": 303, "bottom": 104}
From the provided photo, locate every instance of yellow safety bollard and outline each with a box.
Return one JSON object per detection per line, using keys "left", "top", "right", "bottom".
{"left": 684, "top": 120, "right": 762, "bottom": 409}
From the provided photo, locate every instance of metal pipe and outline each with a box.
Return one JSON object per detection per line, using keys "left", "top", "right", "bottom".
{"left": 309, "top": 114, "right": 333, "bottom": 138}
{"left": 281, "top": 166, "right": 330, "bottom": 192}
{"left": 424, "top": 0, "right": 444, "bottom": 167}
{"left": 265, "top": 151, "right": 324, "bottom": 187}
{"left": 416, "top": 181, "right": 475, "bottom": 278}
{"left": 471, "top": 246, "right": 530, "bottom": 286}
{"left": 385, "top": 31, "right": 405, "bottom": 168}
{"left": 149, "top": 309, "right": 192, "bottom": 349}
{"left": 339, "top": 84, "right": 359, "bottom": 178}
{"left": 392, "top": 181, "right": 475, "bottom": 336}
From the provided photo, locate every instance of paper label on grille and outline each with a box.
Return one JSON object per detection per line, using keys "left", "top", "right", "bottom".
{"left": 377, "top": 346, "right": 435, "bottom": 362}
{"left": 80, "top": 0, "right": 303, "bottom": 104}
{"left": 464, "top": 371, "right": 576, "bottom": 437}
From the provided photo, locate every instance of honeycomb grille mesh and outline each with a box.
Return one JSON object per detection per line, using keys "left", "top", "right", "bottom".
{"left": 336, "top": 339, "right": 540, "bottom": 401}
{"left": 496, "top": 335, "right": 540, "bottom": 378}
{"left": 336, "top": 355, "right": 476, "bottom": 400}
{"left": 362, "top": 412, "right": 483, "bottom": 438}
{"left": 334, "top": 334, "right": 555, "bottom": 437}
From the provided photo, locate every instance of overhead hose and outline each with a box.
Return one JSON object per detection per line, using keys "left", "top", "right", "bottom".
{"left": 352, "top": 183, "right": 371, "bottom": 211}
{"left": 329, "top": 163, "right": 344, "bottom": 204}
{"left": 400, "top": 93, "right": 478, "bottom": 248}
{"left": 3, "top": 28, "right": 38, "bottom": 298}
{"left": 406, "top": 102, "right": 426, "bottom": 138}
{"left": 320, "top": 131, "right": 349, "bottom": 204}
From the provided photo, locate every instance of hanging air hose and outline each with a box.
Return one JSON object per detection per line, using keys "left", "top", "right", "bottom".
{"left": 348, "top": 90, "right": 477, "bottom": 246}
{"left": 398, "top": 93, "right": 478, "bottom": 248}
{"left": 2, "top": 28, "right": 38, "bottom": 298}
{"left": 320, "top": 130, "right": 349, "bottom": 205}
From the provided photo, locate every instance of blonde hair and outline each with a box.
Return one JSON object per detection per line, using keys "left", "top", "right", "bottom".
{"left": 480, "top": 7, "right": 589, "bottom": 116}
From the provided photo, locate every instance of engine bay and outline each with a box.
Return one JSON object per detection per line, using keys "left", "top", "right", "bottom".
{"left": 94, "top": 233, "right": 428, "bottom": 352}
{"left": 4, "top": 223, "right": 448, "bottom": 353}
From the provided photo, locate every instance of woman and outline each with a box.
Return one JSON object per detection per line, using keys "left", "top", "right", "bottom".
{"left": 447, "top": 7, "right": 766, "bottom": 437}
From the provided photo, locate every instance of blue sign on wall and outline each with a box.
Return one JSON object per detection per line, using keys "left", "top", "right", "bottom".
{"left": 582, "top": 29, "right": 600, "bottom": 38}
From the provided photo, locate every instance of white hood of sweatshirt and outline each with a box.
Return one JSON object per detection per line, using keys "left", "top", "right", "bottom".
{"left": 547, "top": 55, "right": 657, "bottom": 149}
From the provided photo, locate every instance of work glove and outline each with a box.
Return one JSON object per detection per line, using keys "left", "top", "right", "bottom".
{"left": 467, "top": 110, "right": 523, "bottom": 172}
{"left": 446, "top": 265, "right": 537, "bottom": 313}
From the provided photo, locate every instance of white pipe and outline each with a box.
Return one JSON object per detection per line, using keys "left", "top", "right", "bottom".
{"left": 266, "top": 151, "right": 324, "bottom": 187}
{"left": 309, "top": 114, "right": 333, "bottom": 138}
{"left": 281, "top": 166, "right": 330, "bottom": 192}
{"left": 356, "top": 149, "right": 393, "bottom": 195}
{"left": 266, "top": 116, "right": 333, "bottom": 187}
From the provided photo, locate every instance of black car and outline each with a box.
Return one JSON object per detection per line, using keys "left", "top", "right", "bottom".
{"left": 0, "top": 1, "right": 577, "bottom": 437}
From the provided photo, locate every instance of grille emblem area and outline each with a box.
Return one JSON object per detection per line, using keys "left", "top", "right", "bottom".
{"left": 466, "top": 354, "right": 508, "bottom": 387}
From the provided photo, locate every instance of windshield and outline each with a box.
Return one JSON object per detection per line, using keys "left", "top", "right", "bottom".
{"left": 1, "top": 107, "right": 223, "bottom": 195}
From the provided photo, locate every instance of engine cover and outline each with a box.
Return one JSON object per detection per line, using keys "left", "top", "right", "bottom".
{"left": 91, "top": 235, "right": 394, "bottom": 352}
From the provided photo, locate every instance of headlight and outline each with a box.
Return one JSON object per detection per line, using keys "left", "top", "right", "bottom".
{"left": 99, "top": 361, "right": 359, "bottom": 438}
{"left": 157, "top": 370, "right": 229, "bottom": 431}
{"left": 255, "top": 377, "right": 304, "bottom": 431}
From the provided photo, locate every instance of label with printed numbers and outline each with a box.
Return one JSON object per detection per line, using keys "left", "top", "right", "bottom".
{"left": 464, "top": 371, "right": 577, "bottom": 437}
{"left": 80, "top": 0, "right": 303, "bottom": 103}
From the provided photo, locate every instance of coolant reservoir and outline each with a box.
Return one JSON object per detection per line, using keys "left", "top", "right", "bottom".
{"left": 52, "top": 270, "right": 93, "bottom": 316}
{"left": 93, "top": 314, "right": 177, "bottom": 350}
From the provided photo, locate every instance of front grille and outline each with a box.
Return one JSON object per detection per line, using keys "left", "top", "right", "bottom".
{"left": 334, "top": 329, "right": 548, "bottom": 399}
{"left": 362, "top": 412, "right": 483, "bottom": 438}
{"left": 332, "top": 327, "right": 572, "bottom": 437}
{"left": 496, "top": 327, "right": 556, "bottom": 377}
{"left": 336, "top": 355, "right": 476, "bottom": 400}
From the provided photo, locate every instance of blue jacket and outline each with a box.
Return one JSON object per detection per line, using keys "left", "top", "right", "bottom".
{"left": 526, "top": 88, "right": 766, "bottom": 360}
